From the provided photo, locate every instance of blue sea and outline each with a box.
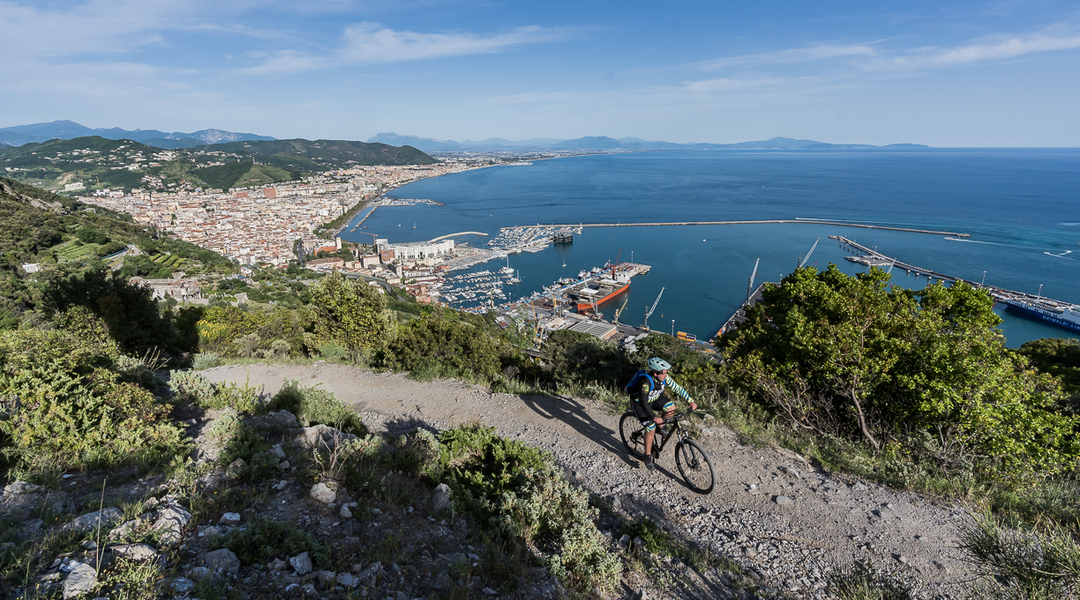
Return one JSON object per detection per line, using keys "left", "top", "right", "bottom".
{"left": 340, "top": 149, "right": 1080, "bottom": 347}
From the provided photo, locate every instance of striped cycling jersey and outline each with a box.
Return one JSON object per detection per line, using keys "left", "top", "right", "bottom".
{"left": 633, "top": 371, "right": 693, "bottom": 410}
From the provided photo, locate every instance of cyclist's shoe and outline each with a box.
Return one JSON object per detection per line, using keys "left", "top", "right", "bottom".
{"left": 644, "top": 455, "right": 656, "bottom": 471}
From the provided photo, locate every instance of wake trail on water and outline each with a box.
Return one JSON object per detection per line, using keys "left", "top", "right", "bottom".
{"left": 1044, "top": 250, "right": 1078, "bottom": 261}
{"left": 945, "top": 237, "right": 1012, "bottom": 246}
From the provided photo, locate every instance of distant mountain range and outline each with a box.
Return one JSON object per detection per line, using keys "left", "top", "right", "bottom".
{"left": 0, "top": 120, "right": 928, "bottom": 153}
{"left": 0, "top": 120, "right": 274, "bottom": 148}
{"left": 367, "top": 133, "right": 928, "bottom": 153}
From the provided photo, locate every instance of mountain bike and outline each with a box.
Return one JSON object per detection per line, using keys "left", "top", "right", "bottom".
{"left": 619, "top": 410, "right": 715, "bottom": 494}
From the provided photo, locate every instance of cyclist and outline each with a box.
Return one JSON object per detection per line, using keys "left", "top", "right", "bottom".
{"left": 628, "top": 357, "right": 697, "bottom": 471}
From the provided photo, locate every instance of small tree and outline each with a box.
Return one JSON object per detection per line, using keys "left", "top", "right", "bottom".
{"left": 720, "top": 265, "right": 1079, "bottom": 482}
{"left": 309, "top": 271, "right": 387, "bottom": 359}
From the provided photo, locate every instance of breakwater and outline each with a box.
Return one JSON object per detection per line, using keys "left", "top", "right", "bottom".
{"left": 832, "top": 235, "right": 1070, "bottom": 307}
{"left": 545, "top": 219, "right": 969, "bottom": 237}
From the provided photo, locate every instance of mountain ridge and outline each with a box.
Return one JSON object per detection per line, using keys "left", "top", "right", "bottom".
{"left": 0, "top": 120, "right": 274, "bottom": 148}
{"left": 367, "top": 132, "right": 929, "bottom": 153}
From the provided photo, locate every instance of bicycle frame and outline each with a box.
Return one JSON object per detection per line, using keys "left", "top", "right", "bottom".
{"left": 653, "top": 411, "right": 693, "bottom": 454}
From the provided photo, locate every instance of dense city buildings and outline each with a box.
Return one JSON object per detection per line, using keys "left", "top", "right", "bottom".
{"left": 82, "top": 163, "right": 470, "bottom": 266}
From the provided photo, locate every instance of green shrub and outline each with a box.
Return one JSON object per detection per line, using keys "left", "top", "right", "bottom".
{"left": 318, "top": 339, "right": 347, "bottom": 361}
{"left": 112, "top": 352, "right": 169, "bottom": 397}
{"left": 0, "top": 325, "right": 188, "bottom": 473}
{"left": 436, "top": 425, "right": 549, "bottom": 516}
{"left": 191, "top": 352, "right": 221, "bottom": 370}
{"left": 384, "top": 314, "right": 502, "bottom": 381}
{"left": 959, "top": 510, "right": 1080, "bottom": 599}
{"left": 429, "top": 424, "right": 622, "bottom": 595}
{"left": 169, "top": 370, "right": 216, "bottom": 405}
{"left": 827, "top": 558, "right": 920, "bottom": 600}
{"left": 212, "top": 381, "right": 260, "bottom": 413}
{"left": 204, "top": 409, "right": 277, "bottom": 482}
{"left": 266, "top": 380, "right": 365, "bottom": 436}
{"left": 217, "top": 517, "right": 328, "bottom": 566}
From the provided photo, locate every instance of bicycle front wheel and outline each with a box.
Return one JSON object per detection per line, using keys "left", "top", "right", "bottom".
{"left": 619, "top": 411, "right": 646, "bottom": 459}
{"left": 675, "top": 439, "right": 714, "bottom": 494}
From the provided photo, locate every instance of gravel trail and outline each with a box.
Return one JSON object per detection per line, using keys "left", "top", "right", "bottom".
{"left": 204, "top": 363, "right": 973, "bottom": 599}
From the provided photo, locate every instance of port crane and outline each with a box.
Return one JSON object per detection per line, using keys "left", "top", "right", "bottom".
{"left": 746, "top": 258, "right": 760, "bottom": 306}
{"left": 612, "top": 297, "right": 629, "bottom": 324}
{"left": 797, "top": 237, "right": 819, "bottom": 269}
{"left": 642, "top": 287, "right": 665, "bottom": 330}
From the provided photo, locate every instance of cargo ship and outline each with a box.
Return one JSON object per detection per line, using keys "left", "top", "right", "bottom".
{"left": 999, "top": 297, "right": 1080, "bottom": 334}
{"left": 566, "top": 265, "right": 631, "bottom": 312}
{"left": 566, "top": 278, "right": 630, "bottom": 312}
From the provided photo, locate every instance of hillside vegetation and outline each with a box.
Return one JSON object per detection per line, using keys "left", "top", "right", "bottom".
{"left": 0, "top": 136, "right": 437, "bottom": 194}
{"left": 0, "top": 176, "right": 234, "bottom": 328}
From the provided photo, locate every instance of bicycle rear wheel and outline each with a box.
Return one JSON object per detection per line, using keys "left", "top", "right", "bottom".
{"left": 675, "top": 439, "right": 714, "bottom": 494}
{"left": 619, "top": 411, "right": 646, "bottom": 459}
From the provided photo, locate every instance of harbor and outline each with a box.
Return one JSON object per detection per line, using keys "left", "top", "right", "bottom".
{"left": 834, "top": 235, "right": 1080, "bottom": 334}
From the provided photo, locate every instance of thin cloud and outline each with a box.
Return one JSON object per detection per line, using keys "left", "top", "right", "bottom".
{"left": 238, "top": 51, "right": 327, "bottom": 75}
{"left": 695, "top": 28, "right": 1080, "bottom": 77}
{"left": 682, "top": 76, "right": 788, "bottom": 92}
{"left": 698, "top": 44, "right": 878, "bottom": 71}
{"left": 339, "top": 22, "right": 565, "bottom": 64}
{"left": 921, "top": 32, "right": 1080, "bottom": 65}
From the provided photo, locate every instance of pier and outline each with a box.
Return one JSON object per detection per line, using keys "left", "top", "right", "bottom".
{"left": 832, "top": 235, "right": 1073, "bottom": 308}
{"left": 832, "top": 235, "right": 960, "bottom": 283}
{"left": 713, "top": 237, "right": 1078, "bottom": 340}
{"left": 544, "top": 219, "right": 969, "bottom": 237}
{"left": 715, "top": 282, "right": 769, "bottom": 339}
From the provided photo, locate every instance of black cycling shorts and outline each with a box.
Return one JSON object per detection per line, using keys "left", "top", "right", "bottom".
{"left": 639, "top": 398, "right": 675, "bottom": 430}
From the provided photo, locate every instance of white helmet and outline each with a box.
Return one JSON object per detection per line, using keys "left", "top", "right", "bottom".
{"left": 647, "top": 357, "right": 671, "bottom": 372}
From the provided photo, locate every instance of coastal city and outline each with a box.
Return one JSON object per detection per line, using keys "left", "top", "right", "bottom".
{"left": 75, "top": 154, "right": 724, "bottom": 352}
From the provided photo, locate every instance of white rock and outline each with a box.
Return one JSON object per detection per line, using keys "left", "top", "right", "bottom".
{"left": 432, "top": 483, "right": 451, "bottom": 513}
{"left": 199, "top": 525, "right": 223, "bottom": 538}
{"left": 269, "top": 443, "right": 286, "bottom": 458}
{"left": 62, "top": 507, "right": 123, "bottom": 534}
{"left": 339, "top": 505, "right": 353, "bottom": 519}
{"left": 317, "top": 570, "right": 336, "bottom": 587}
{"left": 290, "top": 551, "right": 313, "bottom": 576}
{"left": 337, "top": 572, "right": 359, "bottom": 588}
{"left": 309, "top": 482, "right": 336, "bottom": 504}
{"left": 63, "top": 562, "right": 97, "bottom": 600}
{"left": 154, "top": 505, "right": 193, "bottom": 546}
{"left": 219, "top": 512, "right": 241, "bottom": 526}
{"left": 169, "top": 577, "right": 195, "bottom": 593}
{"left": 196, "top": 548, "right": 241, "bottom": 577}
{"left": 110, "top": 543, "right": 158, "bottom": 561}
{"left": 188, "top": 566, "right": 210, "bottom": 580}
{"left": 4, "top": 480, "right": 42, "bottom": 495}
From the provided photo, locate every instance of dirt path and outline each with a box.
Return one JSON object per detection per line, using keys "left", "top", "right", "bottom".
{"left": 204, "top": 362, "right": 972, "bottom": 599}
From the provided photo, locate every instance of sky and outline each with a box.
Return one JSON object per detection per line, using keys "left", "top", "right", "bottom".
{"left": 2, "top": 0, "right": 1079, "bottom": 146}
